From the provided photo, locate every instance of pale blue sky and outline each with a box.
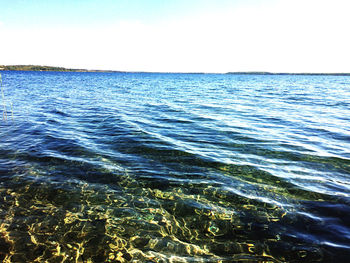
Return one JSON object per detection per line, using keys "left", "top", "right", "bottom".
{"left": 1, "top": 0, "right": 255, "bottom": 27}
{"left": 1, "top": 0, "right": 349, "bottom": 73}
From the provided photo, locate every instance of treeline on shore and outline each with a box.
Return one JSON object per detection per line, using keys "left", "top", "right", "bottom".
{"left": 0, "top": 65, "right": 119, "bottom": 73}
{"left": 0, "top": 65, "right": 78, "bottom": 71}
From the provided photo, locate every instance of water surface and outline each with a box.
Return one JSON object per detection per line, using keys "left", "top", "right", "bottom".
{"left": 1, "top": 71, "right": 350, "bottom": 262}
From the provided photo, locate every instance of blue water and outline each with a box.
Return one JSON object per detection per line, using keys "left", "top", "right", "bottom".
{"left": 1, "top": 71, "right": 350, "bottom": 262}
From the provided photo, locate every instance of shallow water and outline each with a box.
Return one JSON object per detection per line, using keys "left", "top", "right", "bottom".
{"left": 0, "top": 71, "right": 350, "bottom": 262}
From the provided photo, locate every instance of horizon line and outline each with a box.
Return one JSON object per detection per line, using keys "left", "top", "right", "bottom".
{"left": 1, "top": 64, "right": 350, "bottom": 76}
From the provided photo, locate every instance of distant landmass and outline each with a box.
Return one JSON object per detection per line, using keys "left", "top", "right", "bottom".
{"left": 0, "top": 65, "right": 121, "bottom": 73}
{"left": 1, "top": 65, "right": 349, "bottom": 75}
{"left": 226, "top": 71, "right": 350, "bottom": 76}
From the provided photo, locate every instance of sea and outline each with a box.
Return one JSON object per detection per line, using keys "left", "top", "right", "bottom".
{"left": 0, "top": 70, "right": 350, "bottom": 262}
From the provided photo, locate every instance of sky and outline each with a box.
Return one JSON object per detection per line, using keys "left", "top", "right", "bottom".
{"left": 1, "top": 0, "right": 349, "bottom": 73}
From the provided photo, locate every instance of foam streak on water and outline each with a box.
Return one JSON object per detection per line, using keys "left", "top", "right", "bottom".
{"left": 0, "top": 71, "right": 350, "bottom": 262}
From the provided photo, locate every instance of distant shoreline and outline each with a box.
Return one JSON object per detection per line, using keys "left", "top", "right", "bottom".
{"left": 0, "top": 65, "right": 121, "bottom": 73}
{"left": 226, "top": 72, "right": 350, "bottom": 76}
{"left": 1, "top": 65, "right": 350, "bottom": 76}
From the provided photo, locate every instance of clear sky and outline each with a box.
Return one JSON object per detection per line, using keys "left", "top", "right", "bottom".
{"left": 1, "top": 0, "right": 349, "bottom": 73}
